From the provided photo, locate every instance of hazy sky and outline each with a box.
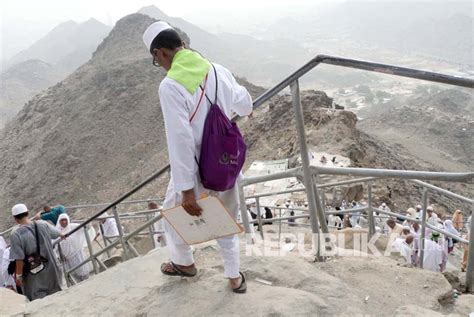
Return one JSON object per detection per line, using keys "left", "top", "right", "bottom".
{"left": 0, "top": 0, "right": 470, "bottom": 60}
{"left": 0, "top": 0, "right": 330, "bottom": 60}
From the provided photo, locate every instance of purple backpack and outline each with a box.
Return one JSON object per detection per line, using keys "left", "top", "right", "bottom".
{"left": 195, "top": 65, "right": 247, "bottom": 192}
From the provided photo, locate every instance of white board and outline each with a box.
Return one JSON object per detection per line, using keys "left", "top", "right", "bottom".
{"left": 162, "top": 196, "right": 243, "bottom": 245}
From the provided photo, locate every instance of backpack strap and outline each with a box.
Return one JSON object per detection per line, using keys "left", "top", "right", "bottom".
{"left": 34, "top": 222, "right": 41, "bottom": 255}
{"left": 200, "top": 64, "right": 218, "bottom": 107}
{"left": 24, "top": 222, "right": 41, "bottom": 255}
{"left": 189, "top": 73, "right": 208, "bottom": 123}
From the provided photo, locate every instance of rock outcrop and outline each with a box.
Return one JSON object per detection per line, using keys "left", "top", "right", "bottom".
{"left": 10, "top": 241, "right": 471, "bottom": 316}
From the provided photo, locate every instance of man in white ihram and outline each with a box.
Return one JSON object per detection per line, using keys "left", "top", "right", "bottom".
{"left": 143, "top": 21, "right": 252, "bottom": 293}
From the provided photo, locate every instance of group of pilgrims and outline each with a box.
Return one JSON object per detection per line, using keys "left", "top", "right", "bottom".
{"left": 246, "top": 197, "right": 470, "bottom": 273}
{"left": 314, "top": 200, "right": 470, "bottom": 273}
{"left": 0, "top": 203, "right": 120, "bottom": 301}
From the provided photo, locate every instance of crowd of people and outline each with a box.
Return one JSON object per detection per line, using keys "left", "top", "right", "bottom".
{"left": 0, "top": 202, "right": 117, "bottom": 301}
{"left": 388, "top": 205, "right": 471, "bottom": 273}
{"left": 324, "top": 200, "right": 471, "bottom": 273}
{"left": 248, "top": 198, "right": 471, "bottom": 274}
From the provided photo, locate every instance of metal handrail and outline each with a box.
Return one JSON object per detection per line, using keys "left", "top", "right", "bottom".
{"left": 253, "top": 54, "right": 474, "bottom": 108}
{"left": 65, "top": 165, "right": 169, "bottom": 238}
{"left": 66, "top": 198, "right": 162, "bottom": 210}
{"left": 311, "top": 166, "right": 473, "bottom": 183}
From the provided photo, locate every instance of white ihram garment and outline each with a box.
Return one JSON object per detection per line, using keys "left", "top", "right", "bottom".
{"left": 55, "top": 214, "right": 91, "bottom": 280}
{"left": 159, "top": 63, "right": 252, "bottom": 279}
{"left": 423, "top": 239, "right": 443, "bottom": 272}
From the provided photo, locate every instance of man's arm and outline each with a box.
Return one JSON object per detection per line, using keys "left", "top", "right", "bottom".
{"left": 9, "top": 234, "right": 25, "bottom": 286}
{"left": 15, "top": 260, "right": 24, "bottom": 286}
{"left": 159, "top": 80, "right": 202, "bottom": 216}
{"left": 37, "top": 211, "right": 55, "bottom": 223}
{"left": 225, "top": 69, "right": 252, "bottom": 116}
{"left": 43, "top": 222, "right": 61, "bottom": 239}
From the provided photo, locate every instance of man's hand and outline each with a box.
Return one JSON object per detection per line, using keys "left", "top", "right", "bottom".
{"left": 60, "top": 234, "right": 66, "bottom": 240}
{"left": 182, "top": 189, "right": 202, "bottom": 216}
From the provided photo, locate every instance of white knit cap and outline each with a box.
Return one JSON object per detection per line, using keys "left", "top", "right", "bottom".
{"left": 12, "top": 203, "right": 28, "bottom": 216}
{"left": 143, "top": 21, "right": 173, "bottom": 52}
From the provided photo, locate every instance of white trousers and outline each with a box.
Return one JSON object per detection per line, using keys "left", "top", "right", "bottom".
{"left": 162, "top": 181, "right": 241, "bottom": 279}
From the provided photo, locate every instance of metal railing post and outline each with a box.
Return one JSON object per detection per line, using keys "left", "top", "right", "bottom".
{"left": 419, "top": 188, "right": 429, "bottom": 269}
{"left": 238, "top": 183, "right": 252, "bottom": 239}
{"left": 146, "top": 213, "right": 156, "bottom": 248}
{"left": 99, "top": 224, "right": 111, "bottom": 258}
{"left": 58, "top": 244, "right": 72, "bottom": 287}
{"left": 291, "top": 79, "right": 330, "bottom": 259}
{"left": 83, "top": 224, "right": 99, "bottom": 275}
{"left": 126, "top": 241, "right": 140, "bottom": 257}
{"left": 466, "top": 202, "right": 474, "bottom": 293}
{"left": 312, "top": 175, "right": 329, "bottom": 233}
{"left": 367, "top": 182, "right": 375, "bottom": 237}
{"left": 278, "top": 207, "right": 282, "bottom": 241}
{"left": 256, "top": 198, "right": 264, "bottom": 240}
{"left": 321, "top": 191, "right": 326, "bottom": 211}
{"left": 112, "top": 206, "right": 130, "bottom": 260}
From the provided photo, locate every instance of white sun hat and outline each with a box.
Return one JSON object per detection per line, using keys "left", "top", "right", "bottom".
{"left": 12, "top": 203, "right": 28, "bottom": 216}
{"left": 143, "top": 21, "right": 174, "bottom": 52}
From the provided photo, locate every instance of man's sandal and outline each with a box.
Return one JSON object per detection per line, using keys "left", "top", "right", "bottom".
{"left": 232, "top": 272, "right": 247, "bottom": 294}
{"left": 161, "top": 262, "right": 197, "bottom": 277}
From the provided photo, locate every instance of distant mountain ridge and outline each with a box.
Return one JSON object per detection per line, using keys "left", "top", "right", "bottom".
{"left": 7, "top": 18, "right": 111, "bottom": 72}
{"left": 137, "top": 5, "right": 312, "bottom": 86}
{"left": 258, "top": 1, "right": 473, "bottom": 66}
{"left": 0, "top": 18, "right": 112, "bottom": 129}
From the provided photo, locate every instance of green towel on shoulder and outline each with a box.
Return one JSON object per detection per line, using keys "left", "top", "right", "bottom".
{"left": 167, "top": 49, "right": 211, "bottom": 94}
